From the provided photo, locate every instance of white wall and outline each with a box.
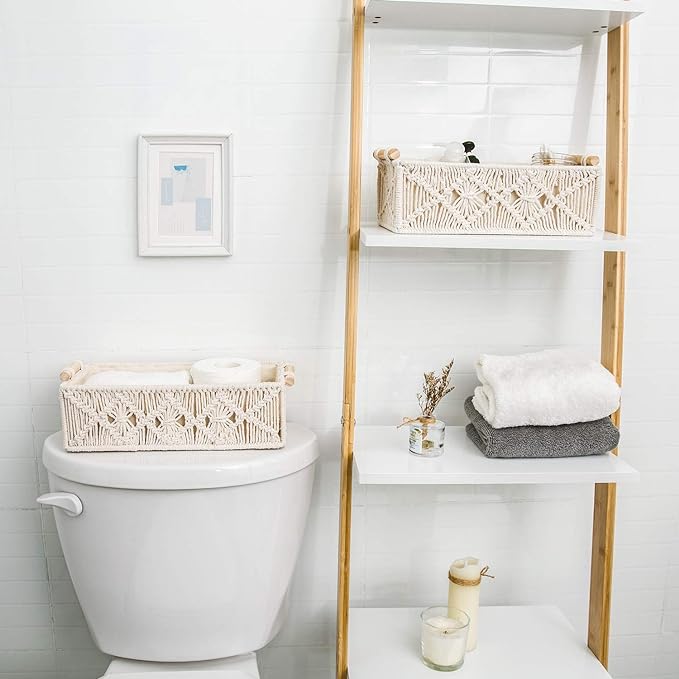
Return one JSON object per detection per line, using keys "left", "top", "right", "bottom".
{"left": 0, "top": 1, "right": 677, "bottom": 678}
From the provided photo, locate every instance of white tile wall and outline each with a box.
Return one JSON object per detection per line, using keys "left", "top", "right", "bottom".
{"left": 0, "top": 1, "right": 677, "bottom": 678}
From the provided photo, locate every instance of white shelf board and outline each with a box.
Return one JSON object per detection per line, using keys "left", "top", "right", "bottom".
{"left": 361, "top": 224, "right": 628, "bottom": 252}
{"left": 353, "top": 425, "right": 639, "bottom": 485}
{"left": 349, "top": 606, "right": 611, "bottom": 679}
{"left": 366, "top": 0, "right": 645, "bottom": 36}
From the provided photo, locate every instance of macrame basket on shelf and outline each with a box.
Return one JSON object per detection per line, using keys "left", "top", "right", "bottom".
{"left": 375, "top": 149, "right": 600, "bottom": 236}
{"left": 58, "top": 361, "right": 294, "bottom": 452}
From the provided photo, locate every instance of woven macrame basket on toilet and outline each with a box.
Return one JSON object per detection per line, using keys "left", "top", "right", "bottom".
{"left": 58, "top": 361, "right": 293, "bottom": 452}
{"left": 376, "top": 150, "right": 600, "bottom": 236}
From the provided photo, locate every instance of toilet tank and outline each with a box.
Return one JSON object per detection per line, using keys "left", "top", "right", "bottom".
{"left": 41, "top": 424, "right": 318, "bottom": 662}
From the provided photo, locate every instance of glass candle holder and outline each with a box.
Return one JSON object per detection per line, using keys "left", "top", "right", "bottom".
{"left": 409, "top": 419, "right": 445, "bottom": 457}
{"left": 420, "top": 606, "right": 470, "bottom": 672}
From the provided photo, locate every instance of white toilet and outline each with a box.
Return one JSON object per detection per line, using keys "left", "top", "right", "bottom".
{"left": 38, "top": 423, "right": 319, "bottom": 679}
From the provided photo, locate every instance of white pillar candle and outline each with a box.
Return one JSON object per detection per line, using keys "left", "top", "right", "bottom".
{"left": 420, "top": 609, "right": 469, "bottom": 671}
{"left": 447, "top": 556, "right": 489, "bottom": 652}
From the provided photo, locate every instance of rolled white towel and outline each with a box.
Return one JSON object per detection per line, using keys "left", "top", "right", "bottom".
{"left": 85, "top": 370, "right": 191, "bottom": 386}
{"left": 472, "top": 349, "right": 621, "bottom": 428}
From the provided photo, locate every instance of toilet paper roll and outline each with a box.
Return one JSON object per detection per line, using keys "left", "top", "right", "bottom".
{"left": 190, "top": 358, "right": 262, "bottom": 385}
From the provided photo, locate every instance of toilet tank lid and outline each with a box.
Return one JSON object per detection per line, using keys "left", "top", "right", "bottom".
{"left": 42, "top": 423, "right": 319, "bottom": 490}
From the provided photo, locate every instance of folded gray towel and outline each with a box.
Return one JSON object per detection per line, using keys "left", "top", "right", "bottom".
{"left": 464, "top": 396, "right": 620, "bottom": 459}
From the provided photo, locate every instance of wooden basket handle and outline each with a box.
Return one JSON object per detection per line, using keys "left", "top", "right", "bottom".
{"left": 283, "top": 364, "right": 296, "bottom": 387}
{"left": 373, "top": 147, "right": 401, "bottom": 162}
{"left": 59, "top": 360, "right": 84, "bottom": 383}
{"left": 574, "top": 154, "right": 600, "bottom": 167}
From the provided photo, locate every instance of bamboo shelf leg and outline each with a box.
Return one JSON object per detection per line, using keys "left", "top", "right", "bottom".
{"left": 337, "top": 2, "right": 365, "bottom": 679}
{"left": 588, "top": 23, "right": 629, "bottom": 667}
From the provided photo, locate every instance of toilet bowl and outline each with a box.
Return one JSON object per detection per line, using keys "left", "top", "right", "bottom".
{"left": 39, "top": 424, "right": 318, "bottom": 678}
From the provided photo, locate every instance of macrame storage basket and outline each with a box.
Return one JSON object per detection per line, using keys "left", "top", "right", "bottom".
{"left": 376, "top": 153, "right": 600, "bottom": 236}
{"left": 58, "top": 361, "right": 293, "bottom": 452}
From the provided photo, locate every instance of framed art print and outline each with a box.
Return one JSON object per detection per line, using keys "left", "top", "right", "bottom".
{"left": 138, "top": 135, "right": 233, "bottom": 256}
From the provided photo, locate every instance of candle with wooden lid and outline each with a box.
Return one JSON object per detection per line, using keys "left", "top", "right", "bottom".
{"left": 447, "top": 556, "right": 491, "bottom": 652}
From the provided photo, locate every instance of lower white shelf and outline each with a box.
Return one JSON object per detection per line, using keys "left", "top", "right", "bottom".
{"left": 349, "top": 606, "right": 610, "bottom": 679}
{"left": 353, "top": 425, "right": 639, "bottom": 485}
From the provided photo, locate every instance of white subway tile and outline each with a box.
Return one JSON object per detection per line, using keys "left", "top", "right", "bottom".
{"left": 0, "top": 604, "right": 51, "bottom": 628}
{"left": 0, "top": 557, "right": 46, "bottom": 582}
{"left": 490, "top": 55, "right": 581, "bottom": 85}
{"left": 372, "top": 54, "right": 490, "bottom": 84}
{"left": 0, "top": 582, "right": 48, "bottom": 606}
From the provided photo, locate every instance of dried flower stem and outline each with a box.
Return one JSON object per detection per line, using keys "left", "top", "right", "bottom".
{"left": 417, "top": 359, "right": 455, "bottom": 420}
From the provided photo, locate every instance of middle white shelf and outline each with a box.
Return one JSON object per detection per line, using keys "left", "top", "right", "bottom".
{"left": 353, "top": 425, "right": 638, "bottom": 485}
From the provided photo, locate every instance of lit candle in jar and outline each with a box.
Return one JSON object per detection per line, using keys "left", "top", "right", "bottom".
{"left": 420, "top": 607, "right": 470, "bottom": 672}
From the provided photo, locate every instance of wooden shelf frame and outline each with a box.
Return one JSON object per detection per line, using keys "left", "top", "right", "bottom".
{"left": 336, "top": 3, "right": 633, "bottom": 677}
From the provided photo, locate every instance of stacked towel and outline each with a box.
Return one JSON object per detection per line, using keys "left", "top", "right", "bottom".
{"left": 466, "top": 349, "right": 621, "bottom": 459}
{"left": 472, "top": 349, "right": 620, "bottom": 428}
{"left": 464, "top": 397, "right": 619, "bottom": 459}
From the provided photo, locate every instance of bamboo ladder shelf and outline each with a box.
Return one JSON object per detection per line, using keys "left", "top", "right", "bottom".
{"left": 336, "top": 1, "right": 646, "bottom": 678}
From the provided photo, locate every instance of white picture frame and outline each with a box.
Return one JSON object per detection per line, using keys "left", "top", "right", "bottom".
{"left": 138, "top": 134, "right": 233, "bottom": 257}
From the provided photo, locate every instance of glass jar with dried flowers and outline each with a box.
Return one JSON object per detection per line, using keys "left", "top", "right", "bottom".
{"left": 400, "top": 360, "right": 455, "bottom": 457}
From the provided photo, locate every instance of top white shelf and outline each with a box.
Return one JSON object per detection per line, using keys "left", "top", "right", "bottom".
{"left": 361, "top": 224, "right": 628, "bottom": 251}
{"left": 366, "top": 0, "right": 645, "bottom": 37}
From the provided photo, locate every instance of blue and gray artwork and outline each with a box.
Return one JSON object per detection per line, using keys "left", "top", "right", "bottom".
{"left": 158, "top": 154, "right": 213, "bottom": 235}
{"left": 160, "top": 178, "right": 173, "bottom": 206}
